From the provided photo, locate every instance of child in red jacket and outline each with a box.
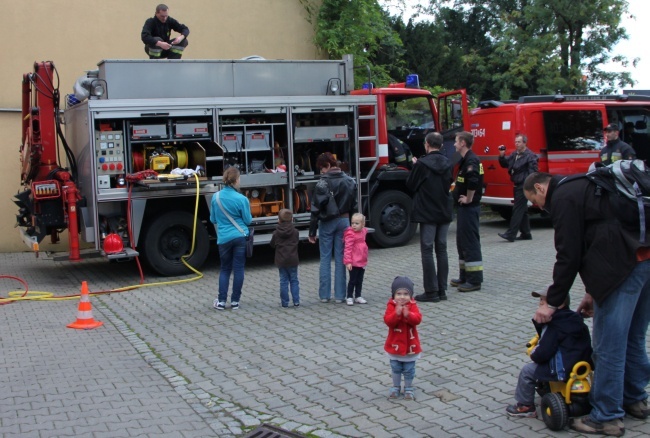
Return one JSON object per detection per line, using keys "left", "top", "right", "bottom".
{"left": 344, "top": 213, "right": 369, "bottom": 305}
{"left": 384, "top": 276, "right": 422, "bottom": 400}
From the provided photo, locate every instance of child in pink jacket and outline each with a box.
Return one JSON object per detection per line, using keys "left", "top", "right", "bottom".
{"left": 344, "top": 213, "right": 369, "bottom": 305}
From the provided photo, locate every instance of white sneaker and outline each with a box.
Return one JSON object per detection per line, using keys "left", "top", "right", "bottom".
{"left": 346, "top": 297, "right": 354, "bottom": 306}
{"left": 355, "top": 297, "right": 368, "bottom": 304}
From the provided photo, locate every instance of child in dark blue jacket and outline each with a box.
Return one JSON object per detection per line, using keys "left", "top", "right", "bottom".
{"left": 506, "top": 285, "right": 593, "bottom": 417}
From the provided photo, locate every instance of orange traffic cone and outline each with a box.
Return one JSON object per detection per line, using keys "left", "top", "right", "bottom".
{"left": 67, "top": 281, "right": 103, "bottom": 330}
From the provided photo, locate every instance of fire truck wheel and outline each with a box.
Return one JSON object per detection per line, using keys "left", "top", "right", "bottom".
{"left": 491, "top": 206, "right": 513, "bottom": 221}
{"left": 369, "top": 190, "right": 417, "bottom": 248}
{"left": 140, "top": 211, "right": 210, "bottom": 276}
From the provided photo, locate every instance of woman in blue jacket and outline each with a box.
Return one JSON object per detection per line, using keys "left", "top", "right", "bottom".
{"left": 210, "top": 167, "right": 252, "bottom": 310}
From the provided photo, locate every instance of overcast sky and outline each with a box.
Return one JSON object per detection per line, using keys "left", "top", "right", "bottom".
{"left": 611, "top": 0, "right": 649, "bottom": 91}
{"left": 381, "top": 0, "right": 648, "bottom": 92}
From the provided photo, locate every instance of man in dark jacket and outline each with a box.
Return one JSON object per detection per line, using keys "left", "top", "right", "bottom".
{"left": 497, "top": 134, "right": 538, "bottom": 242}
{"left": 506, "top": 286, "right": 592, "bottom": 418}
{"left": 451, "top": 131, "right": 484, "bottom": 292}
{"left": 524, "top": 172, "right": 650, "bottom": 436}
{"left": 406, "top": 132, "right": 453, "bottom": 303}
{"left": 600, "top": 123, "right": 636, "bottom": 165}
{"left": 141, "top": 4, "right": 190, "bottom": 59}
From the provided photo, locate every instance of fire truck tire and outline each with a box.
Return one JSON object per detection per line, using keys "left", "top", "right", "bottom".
{"left": 140, "top": 211, "right": 209, "bottom": 276}
{"left": 491, "top": 206, "right": 512, "bottom": 221}
{"left": 369, "top": 190, "right": 417, "bottom": 248}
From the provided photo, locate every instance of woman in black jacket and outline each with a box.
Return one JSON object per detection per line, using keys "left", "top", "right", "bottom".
{"left": 308, "top": 152, "right": 357, "bottom": 303}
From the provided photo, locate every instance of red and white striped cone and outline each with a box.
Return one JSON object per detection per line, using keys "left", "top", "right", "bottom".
{"left": 67, "top": 281, "right": 103, "bottom": 330}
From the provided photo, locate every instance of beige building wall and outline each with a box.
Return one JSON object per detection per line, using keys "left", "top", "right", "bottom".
{"left": 1, "top": 0, "right": 321, "bottom": 252}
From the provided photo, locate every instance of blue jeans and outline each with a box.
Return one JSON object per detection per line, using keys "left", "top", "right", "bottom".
{"left": 318, "top": 217, "right": 349, "bottom": 301}
{"left": 217, "top": 237, "right": 247, "bottom": 303}
{"left": 390, "top": 359, "right": 416, "bottom": 388}
{"left": 589, "top": 260, "right": 650, "bottom": 422}
{"left": 279, "top": 266, "right": 300, "bottom": 306}
{"left": 514, "top": 362, "right": 538, "bottom": 405}
{"left": 420, "top": 222, "right": 450, "bottom": 293}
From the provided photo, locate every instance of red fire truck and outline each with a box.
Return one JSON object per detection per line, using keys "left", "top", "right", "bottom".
{"left": 16, "top": 57, "right": 467, "bottom": 275}
{"left": 471, "top": 94, "right": 650, "bottom": 218}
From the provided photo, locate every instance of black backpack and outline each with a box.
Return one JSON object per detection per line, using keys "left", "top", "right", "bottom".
{"left": 561, "top": 160, "right": 650, "bottom": 244}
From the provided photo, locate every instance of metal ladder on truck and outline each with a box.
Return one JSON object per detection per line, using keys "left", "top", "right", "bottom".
{"left": 355, "top": 103, "right": 380, "bottom": 220}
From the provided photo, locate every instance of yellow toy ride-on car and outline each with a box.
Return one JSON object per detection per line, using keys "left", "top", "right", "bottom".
{"left": 526, "top": 334, "right": 593, "bottom": 431}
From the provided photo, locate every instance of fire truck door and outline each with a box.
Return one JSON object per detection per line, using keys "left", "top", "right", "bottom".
{"left": 438, "top": 89, "right": 469, "bottom": 163}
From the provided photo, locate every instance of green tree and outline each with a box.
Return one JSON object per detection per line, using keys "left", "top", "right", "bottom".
{"left": 300, "top": 0, "right": 407, "bottom": 87}
{"left": 419, "top": 0, "right": 636, "bottom": 98}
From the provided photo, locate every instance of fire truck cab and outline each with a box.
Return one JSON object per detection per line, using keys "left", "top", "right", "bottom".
{"left": 471, "top": 94, "right": 650, "bottom": 218}
{"left": 16, "top": 57, "right": 466, "bottom": 276}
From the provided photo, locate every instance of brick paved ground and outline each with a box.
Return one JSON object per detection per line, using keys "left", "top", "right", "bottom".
{"left": 1, "top": 216, "right": 649, "bottom": 437}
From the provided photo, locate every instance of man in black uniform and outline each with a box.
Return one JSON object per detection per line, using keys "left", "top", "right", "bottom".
{"left": 141, "top": 4, "right": 190, "bottom": 59}
{"left": 388, "top": 134, "right": 414, "bottom": 169}
{"left": 450, "top": 131, "right": 484, "bottom": 292}
{"left": 497, "top": 134, "right": 538, "bottom": 242}
{"left": 600, "top": 123, "right": 636, "bottom": 165}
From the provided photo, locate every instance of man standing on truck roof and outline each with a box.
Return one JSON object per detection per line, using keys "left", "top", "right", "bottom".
{"left": 523, "top": 171, "right": 650, "bottom": 436}
{"left": 450, "top": 131, "right": 484, "bottom": 292}
{"left": 600, "top": 123, "right": 636, "bottom": 165}
{"left": 497, "top": 134, "right": 538, "bottom": 242}
{"left": 141, "top": 4, "right": 189, "bottom": 59}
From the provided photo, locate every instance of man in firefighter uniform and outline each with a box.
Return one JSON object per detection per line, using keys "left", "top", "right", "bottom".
{"left": 141, "top": 4, "right": 190, "bottom": 59}
{"left": 451, "top": 131, "right": 484, "bottom": 292}
{"left": 600, "top": 123, "right": 636, "bottom": 165}
{"left": 388, "top": 134, "right": 414, "bottom": 169}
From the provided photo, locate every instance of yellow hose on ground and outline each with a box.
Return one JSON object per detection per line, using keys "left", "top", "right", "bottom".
{"left": 0, "top": 174, "right": 205, "bottom": 304}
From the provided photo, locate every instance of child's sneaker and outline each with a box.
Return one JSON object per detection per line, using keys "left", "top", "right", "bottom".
{"left": 230, "top": 301, "right": 239, "bottom": 310}
{"left": 213, "top": 300, "right": 226, "bottom": 310}
{"left": 506, "top": 403, "right": 537, "bottom": 418}
{"left": 346, "top": 297, "right": 354, "bottom": 306}
{"left": 403, "top": 387, "right": 415, "bottom": 401}
{"left": 354, "top": 296, "right": 367, "bottom": 304}
{"left": 388, "top": 387, "right": 401, "bottom": 399}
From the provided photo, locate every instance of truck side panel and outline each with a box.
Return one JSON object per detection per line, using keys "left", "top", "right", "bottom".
{"left": 471, "top": 106, "right": 517, "bottom": 206}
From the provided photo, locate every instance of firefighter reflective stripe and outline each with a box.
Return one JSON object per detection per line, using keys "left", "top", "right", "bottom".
{"left": 170, "top": 44, "right": 186, "bottom": 55}
{"left": 602, "top": 151, "right": 623, "bottom": 162}
{"left": 148, "top": 47, "right": 163, "bottom": 57}
{"left": 465, "top": 261, "right": 483, "bottom": 272}
{"left": 457, "top": 176, "right": 465, "bottom": 183}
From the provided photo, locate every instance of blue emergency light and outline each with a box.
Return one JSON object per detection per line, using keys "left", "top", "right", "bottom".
{"left": 362, "top": 82, "right": 374, "bottom": 90}
{"left": 406, "top": 74, "right": 420, "bottom": 88}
